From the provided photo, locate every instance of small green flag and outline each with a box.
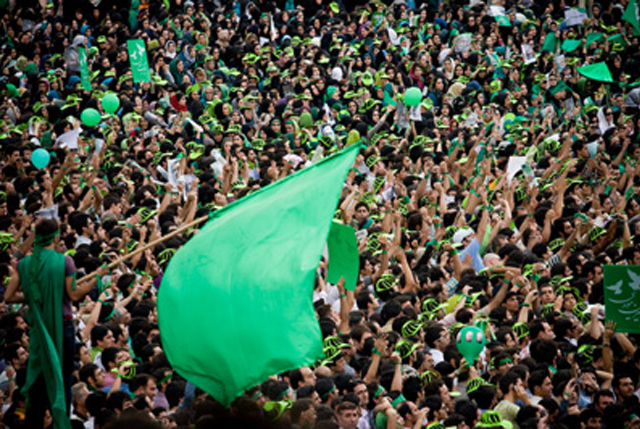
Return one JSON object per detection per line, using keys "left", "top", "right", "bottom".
{"left": 541, "top": 32, "right": 557, "bottom": 53}
{"left": 622, "top": 0, "right": 640, "bottom": 36}
{"left": 127, "top": 39, "right": 151, "bottom": 83}
{"left": 327, "top": 221, "right": 359, "bottom": 291}
{"left": 158, "top": 144, "right": 361, "bottom": 407}
{"left": 495, "top": 15, "right": 511, "bottom": 27}
{"left": 561, "top": 39, "right": 582, "bottom": 53}
{"left": 603, "top": 265, "right": 640, "bottom": 333}
{"left": 586, "top": 32, "right": 604, "bottom": 46}
{"left": 78, "top": 47, "right": 92, "bottom": 91}
{"left": 577, "top": 62, "right": 613, "bottom": 83}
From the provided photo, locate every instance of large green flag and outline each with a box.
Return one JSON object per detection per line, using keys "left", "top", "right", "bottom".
{"left": 127, "top": 40, "right": 151, "bottom": 83}
{"left": 622, "top": 0, "right": 640, "bottom": 36}
{"left": 577, "top": 62, "right": 613, "bottom": 83}
{"left": 78, "top": 47, "right": 92, "bottom": 91}
{"left": 603, "top": 265, "right": 640, "bottom": 333}
{"left": 158, "top": 144, "right": 361, "bottom": 407}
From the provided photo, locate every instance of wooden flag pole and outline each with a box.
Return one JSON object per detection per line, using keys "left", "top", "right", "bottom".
{"left": 77, "top": 214, "right": 210, "bottom": 284}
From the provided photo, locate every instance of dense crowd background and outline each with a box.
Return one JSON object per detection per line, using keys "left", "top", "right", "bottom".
{"left": 0, "top": 0, "right": 640, "bottom": 428}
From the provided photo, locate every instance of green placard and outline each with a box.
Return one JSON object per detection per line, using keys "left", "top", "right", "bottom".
{"left": 127, "top": 39, "right": 151, "bottom": 83}
{"left": 78, "top": 47, "right": 92, "bottom": 91}
{"left": 603, "top": 265, "right": 640, "bottom": 333}
{"left": 327, "top": 221, "right": 360, "bottom": 291}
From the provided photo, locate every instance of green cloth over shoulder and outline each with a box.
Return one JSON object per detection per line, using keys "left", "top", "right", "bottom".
{"left": 19, "top": 248, "right": 71, "bottom": 429}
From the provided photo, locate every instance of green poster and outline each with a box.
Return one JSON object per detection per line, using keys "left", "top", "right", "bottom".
{"left": 78, "top": 47, "right": 92, "bottom": 91}
{"left": 127, "top": 39, "right": 151, "bottom": 83}
{"left": 372, "top": 12, "right": 384, "bottom": 28}
{"left": 603, "top": 265, "right": 640, "bottom": 333}
{"left": 327, "top": 221, "right": 359, "bottom": 291}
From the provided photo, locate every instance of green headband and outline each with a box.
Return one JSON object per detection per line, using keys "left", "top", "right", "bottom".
{"left": 34, "top": 230, "right": 60, "bottom": 246}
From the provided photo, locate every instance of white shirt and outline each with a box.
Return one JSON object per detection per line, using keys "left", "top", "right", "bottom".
{"left": 430, "top": 348, "right": 444, "bottom": 365}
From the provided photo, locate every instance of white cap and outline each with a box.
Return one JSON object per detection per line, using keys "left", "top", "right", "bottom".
{"left": 453, "top": 228, "right": 473, "bottom": 244}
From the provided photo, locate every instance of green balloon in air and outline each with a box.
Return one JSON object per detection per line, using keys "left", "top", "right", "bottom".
{"left": 456, "top": 325, "right": 485, "bottom": 365}
{"left": 31, "top": 148, "right": 50, "bottom": 169}
{"left": 404, "top": 87, "right": 423, "bottom": 107}
{"left": 81, "top": 108, "right": 101, "bottom": 127}
{"left": 101, "top": 93, "right": 120, "bottom": 114}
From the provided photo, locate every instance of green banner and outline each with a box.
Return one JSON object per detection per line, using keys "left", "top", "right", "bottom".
{"left": 127, "top": 39, "right": 151, "bottom": 83}
{"left": 603, "top": 265, "right": 640, "bottom": 333}
{"left": 78, "top": 47, "right": 92, "bottom": 91}
{"left": 327, "top": 221, "right": 359, "bottom": 291}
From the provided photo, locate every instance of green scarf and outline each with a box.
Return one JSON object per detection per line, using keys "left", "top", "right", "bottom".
{"left": 19, "top": 248, "right": 72, "bottom": 429}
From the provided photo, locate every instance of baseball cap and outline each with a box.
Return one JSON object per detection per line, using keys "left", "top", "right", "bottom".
{"left": 452, "top": 228, "right": 473, "bottom": 244}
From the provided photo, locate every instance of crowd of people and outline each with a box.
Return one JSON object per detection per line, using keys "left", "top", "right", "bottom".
{"left": 0, "top": 0, "right": 640, "bottom": 428}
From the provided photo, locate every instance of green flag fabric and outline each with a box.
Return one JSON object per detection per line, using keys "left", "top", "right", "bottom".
{"left": 495, "top": 15, "right": 511, "bottom": 27}
{"left": 127, "top": 40, "right": 151, "bottom": 83}
{"left": 577, "top": 62, "right": 613, "bottom": 83}
{"left": 561, "top": 39, "right": 582, "bottom": 52}
{"left": 327, "top": 221, "right": 359, "bottom": 291}
{"left": 78, "top": 47, "right": 92, "bottom": 91}
{"left": 622, "top": 0, "right": 640, "bottom": 35}
{"left": 603, "top": 265, "right": 640, "bottom": 333}
{"left": 541, "top": 32, "right": 557, "bottom": 53}
{"left": 129, "top": 0, "right": 140, "bottom": 30}
{"left": 18, "top": 249, "right": 71, "bottom": 429}
{"left": 158, "top": 144, "right": 361, "bottom": 407}
{"left": 586, "top": 32, "right": 604, "bottom": 46}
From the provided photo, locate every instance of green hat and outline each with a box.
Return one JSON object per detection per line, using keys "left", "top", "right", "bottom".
{"left": 421, "top": 298, "right": 446, "bottom": 314}
{"left": 226, "top": 123, "right": 242, "bottom": 134}
{"left": 375, "top": 273, "right": 397, "bottom": 293}
{"left": 420, "top": 370, "right": 441, "bottom": 386}
{"left": 476, "top": 410, "right": 512, "bottom": 429}
{"left": 395, "top": 339, "right": 419, "bottom": 359}
{"left": 186, "top": 84, "right": 200, "bottom": 96}
{"left": 466, "top": 377, "right": 495, "bottom": 394}
{"left": 97, "top": 35, "right": 107, "bottom": 43}
{"left": 512, "top": 322, "right": 529, "bottom": 339}
{"left": 330, "top": 2, "right": 340, "bottom": 13}
{"left": 401, "top": 320, "right": 422, "bottom": 338}
{"left": 576, "top": 344, "right": 595, "bottom": 365}
{"left": 362, "top": 71, "right": 374, "bottom": 86}
{"left": 263, "top": 401, "right": 292, "bottom": 423}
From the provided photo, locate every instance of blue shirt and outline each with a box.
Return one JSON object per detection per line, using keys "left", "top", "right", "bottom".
{"left": 459, "top": 238, "right": 485, "bottom": 273}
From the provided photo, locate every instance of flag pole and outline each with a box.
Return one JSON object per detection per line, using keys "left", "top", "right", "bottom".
{"left": 77, "top": 214, "right": 210, "bottom": 284}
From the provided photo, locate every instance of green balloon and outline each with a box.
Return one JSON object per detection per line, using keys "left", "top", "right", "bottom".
{"left": 456, "top": 325, "right": 485, "bottom": 365}
{"left": 81, "top": 108, "right": 101, "bottom": 127}
{"left": 31, "top": 148, "right": 50, "bottom": 169}
{"left": 404, "top": 87, "right": 423, "bottom": 107}
{"left": 102, "top": 93, "right": 120, "bottom": 114}
{"left": 299, "top": 111, "right": 313, "bottom": 128}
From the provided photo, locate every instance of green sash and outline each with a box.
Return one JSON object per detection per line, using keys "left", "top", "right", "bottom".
{"left": 18, "top": 249, "right": 71, "bottom": 429}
